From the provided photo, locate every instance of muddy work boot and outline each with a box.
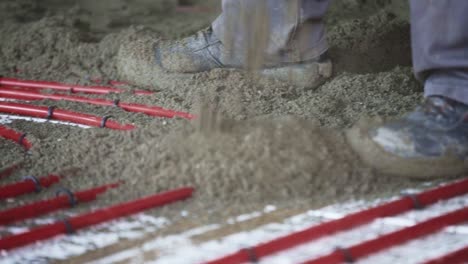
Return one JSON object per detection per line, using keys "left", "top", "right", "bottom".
{"left": 117, "top": 27, "right": 332, "bottom": 89}
{"left": 347, "top": 96, "right": 468, "bottom": 179}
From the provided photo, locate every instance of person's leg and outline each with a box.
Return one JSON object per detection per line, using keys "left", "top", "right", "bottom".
{"left": 347, "top": 0, "right": 468, "bottom": 179}
{"left": 118, "top": 0, "right": 333, "bottom": 89}
{"left": 212, "top": 0, "right": 330, "bottom": 65}
{"left": 411, "top": 0, "right": 468, "bottom": 104}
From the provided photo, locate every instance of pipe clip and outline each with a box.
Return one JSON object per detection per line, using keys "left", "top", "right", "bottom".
{"left": 22, "top": 175, "right": 42, "bottom": 192}
{"left": 56, "top": 187, "right": 78, "bottom": 207}
{"left": 61, "top": 217, "right": 75, "bottom": 234}
{"left": 243, "top": 247, "right": 259, "bottom": 263}
{"left": 404, "top": 193, "right": 424, "bottom": 210}
{"left": 100, "top": 115, "right": 112, "bottom": 128}
{"left": 337, "top": 247, "right": 355, "bottom": 263}
{"left": 46, "top": 106, "right": 56, "bottom": 120}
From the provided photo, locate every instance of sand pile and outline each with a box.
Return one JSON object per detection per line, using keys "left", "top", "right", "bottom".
{"left": 2, "top": 116, "right": 412, "bottom": 219}
{"left": 0, "top": 0, "right": 442, "bottom": 222}
{"left": 116, "top": 5, "right": 421, "bottom": 125}
{"left": 117, "top": 117, "right": 412, "bottom": 212}
{"left": 0, "top": 140, "right": 24, "bottom": 170}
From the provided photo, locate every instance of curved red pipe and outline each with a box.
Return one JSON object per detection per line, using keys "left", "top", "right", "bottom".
{"left": 0, "top": 102, "right": 135, "bottom": 130}
{"left": 0, "top": 187, "right": 194, "bottom": 250}
{"left": 0, "top": 88, "right": 194, "bottom": 119}
{"left": 0, "top": 174, "right": 62, "bottom": 200}
{"left": 205, "top": 178, "right": 468, "bottom": 264}
{"left": 0, "top": 181, "right": 122, "bottom": 225}
{"left": 0, "top": 125, "right": 32, "bottom": 150}
{"left": 0, "top": 77, "right": 153, "bottom": 95}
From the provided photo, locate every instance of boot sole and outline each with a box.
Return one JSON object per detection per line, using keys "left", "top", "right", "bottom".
{"left": 345, "top": 120, "right": 468, "bottom": 179}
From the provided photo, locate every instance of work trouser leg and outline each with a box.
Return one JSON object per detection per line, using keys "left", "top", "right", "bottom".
{"left": 212, "top": 0, "right": 331, "bottom": 64}
{"left": 410, "top": 0, "right": 468, "bottom": 104}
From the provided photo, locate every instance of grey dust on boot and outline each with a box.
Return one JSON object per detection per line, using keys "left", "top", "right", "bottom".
{"left": 371, "top": 96, "right": 468, "bottom": 159}
{"left": 347, "top": 96, "right": 468, "bottom": 179}
{"left": 118, "top": 27, "right": 332, "bottom": 89}
{"left": 155, "top": 27, "right": 231, "bottom": 73}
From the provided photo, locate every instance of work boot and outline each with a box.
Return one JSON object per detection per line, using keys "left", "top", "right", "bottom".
{"left": 117, "top": 27, "right": 332, "bottom": 89}
{"left": 347, "top": 96, "right": 468, "bottom": 179}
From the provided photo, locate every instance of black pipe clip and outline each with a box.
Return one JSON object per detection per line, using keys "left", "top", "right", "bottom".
{"left": 61, "top": 217, "right": 75, "bottom": 235}
{"left": 46, "top": 106, "right": 56, "bottom": 120}
{"left": 243, "top": 247, "right": 259, "bottom": 263}
{"left": 55, "top": 187, "right": 78, "bottom": 207}
{"left": 337, "top": 247, "right": 355, "bottom": 263}
{"left": 18, "top": 133, "right": 27, "bottom": 147}
{"left": 405, "top": 193, "right": 424, "bottom": 210}
{"left": 22, "top": 175, "right": 42, "bottom": 193}
{"left": 113, "top": 99, "right": 120, "bottom": 107}
{"left": 100, "top": 115, "right": 112, "bottom": 128}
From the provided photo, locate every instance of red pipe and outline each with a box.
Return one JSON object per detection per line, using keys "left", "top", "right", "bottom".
{"left": 0, "top": 187, "right": 194, "bottom": 250}
{"left": 0, "top": 163, "right": 22, "bottom": 180}
{"left": 0, "top": 181, "right": 122, "bottom": 225}
{"left": 0, "top": 88, "right": 194, "bottom": 119}
{"left": 0, "top": 175, "right": 62, "bottom": 200}
{"left": 422, "top": 246, "right": 468, "bottom": 264}
{"left": 0, "top": 125, "right": 32, "bottom": 150}
{"left": 205, "top": 178, "right": 468, "bottom": 264}
{"left": 302, "top": 207, "right": 468, "bottom": 264}
{"left": 120, "top": 102, "right": 194, "bottom": 119}
{"left": 0, "top": 77, "right": 153, "bottom": 95}
{"left": 0, "top": 102, "right": 135, "bottom": 130}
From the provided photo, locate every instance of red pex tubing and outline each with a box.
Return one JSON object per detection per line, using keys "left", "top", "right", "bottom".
{"left": 205, "top": 178, "right": 468, "bottom": 264}
{"left": 0, "top": 102, "right": 135, "bottom": 130}
{"left": 0, "top": 77, "right": 152, "bottom": 95}
{"left": 0, "top": 187, "right": 194, "bottom": 250}
{"left": 0, "top": 175, "right": 61, "bottom": 200}
{"left": 0, "top": 182, "right": 121, "bottom": 225}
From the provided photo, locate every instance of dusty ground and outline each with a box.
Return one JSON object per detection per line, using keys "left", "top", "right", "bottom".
{"left": 0, "top": 0, "right": 459, "bottom": 253}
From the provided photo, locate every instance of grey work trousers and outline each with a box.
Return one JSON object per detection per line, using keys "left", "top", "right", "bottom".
{"left": 212, "top": 0, "right": 468, "bottom": 105}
